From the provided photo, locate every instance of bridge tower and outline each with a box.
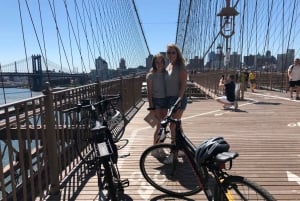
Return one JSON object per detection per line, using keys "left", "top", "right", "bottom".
{"left": 31, "top": 55, "right": 43, "bottom": 91}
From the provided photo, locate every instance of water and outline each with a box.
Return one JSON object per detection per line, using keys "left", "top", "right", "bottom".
{"left": 0, "top": 88, "right": 42, "bottom": 105}
{"left": 0, "top": 88, "right": 42, "bottom": 169}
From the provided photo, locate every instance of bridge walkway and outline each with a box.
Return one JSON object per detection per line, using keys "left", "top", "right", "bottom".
{"left": 45, "top": 89, "right": 300, "bottom": 200}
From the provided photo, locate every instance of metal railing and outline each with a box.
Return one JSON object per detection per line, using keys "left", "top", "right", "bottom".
{"left": 189, "top": 71, "right": 289, "bottom": 99}
{"left": 0, "top": 74, "right": 144, "bottom": 201}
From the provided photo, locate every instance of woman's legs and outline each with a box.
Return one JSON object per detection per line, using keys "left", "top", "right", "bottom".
{"left": 170, "top": 109, "right": 184, "bottom": 144}
{"left": 153, "top": 108, "right": 167, "bottom": 144}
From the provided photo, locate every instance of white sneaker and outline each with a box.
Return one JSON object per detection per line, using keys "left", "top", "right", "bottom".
{"left": 163, "top": 153, "right": 174, "bottom": 164}
{"left": 151, "top": 148, "right": 167, "bottom": 158}
{"left": 223, "top": 105, "right": 231, "bottom": 110}
{"left": 151, "top": 149, "right": 160, "bottom": 158}
{"left": 158, "top": 148, "right": 168, "bottom": 157}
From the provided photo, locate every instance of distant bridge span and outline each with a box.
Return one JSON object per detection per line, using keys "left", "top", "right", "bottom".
{"left": 0, "top": 55, "right": 90, "bottom": 91}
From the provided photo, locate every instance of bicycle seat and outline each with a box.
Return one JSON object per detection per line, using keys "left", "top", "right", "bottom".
{"left": 195, "top": 137, "right": 229, "bottom": 164}
{"left": 215, "top": 151, "right": 238, "bottom": 163}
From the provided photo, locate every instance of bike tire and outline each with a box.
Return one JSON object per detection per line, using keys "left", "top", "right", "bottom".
{"left": 75, "top": 118, "right": 97, "bottom": 164}
{"left": 217, "top": 175, "right": 276, "bottom": 201}
{"left": 139, "top": 143, "right": 201, "bottom": 197}
{"left": 103, "top": 159, "right": 118, "bottom": 201}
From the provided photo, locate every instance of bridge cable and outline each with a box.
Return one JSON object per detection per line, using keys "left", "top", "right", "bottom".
{"left": 72, "top": 0, "right": 97, "bottom": 70}
{"left": 17, "top": 0, "right": 33, "bottom": 95}
{"left": 24, "top": 0, "right": 51, "bottom": 82}
{"left": 131, "top": 0, "right": 150, "bottom": 56}
{"left": 37, "top": 0, "right": 51, "bottom": 82}
{"left": 282, "top": 0, "right": 297, "bottom": 91}
{"left": 52, "top": 0, "right": 64, "bottom": 73}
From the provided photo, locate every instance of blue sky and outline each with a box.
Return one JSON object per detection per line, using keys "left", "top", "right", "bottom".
{"left": 2, "top": 0, "right": 300, "bottom": 71}
{"left": 134, "top": 0, "right": 179, "bottom": 54}
{"left": 0, "top": 0, "right": 179, "bottom": 69}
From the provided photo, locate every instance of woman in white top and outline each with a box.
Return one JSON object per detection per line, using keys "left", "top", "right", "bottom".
{"left": 163, "top": 44, "right": 188, "bottom": 163}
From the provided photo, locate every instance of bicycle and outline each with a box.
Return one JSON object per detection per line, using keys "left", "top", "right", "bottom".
{"left": 62, "top": 98, "right": 129, "bottom": 200}
{"left": 97, "top": 94, "right": 126, "bottom": 143}
{"left": 139, "top": 98, "right": 276, "bottom": 201}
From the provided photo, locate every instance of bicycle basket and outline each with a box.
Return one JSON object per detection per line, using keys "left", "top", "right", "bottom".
{"left": 195, "top": 137, "right": 229, "bottom": 165}
{"left": 94, "top": 128, "right": 118, "bottom": 163}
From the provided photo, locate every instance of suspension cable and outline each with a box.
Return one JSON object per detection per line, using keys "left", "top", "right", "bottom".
{"left": 17, "top": 0, "right": 32, "bottom": 96}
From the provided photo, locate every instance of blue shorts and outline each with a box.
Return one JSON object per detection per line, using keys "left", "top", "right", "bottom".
{"left": 167, "top": 95, "right": 187, "bottom": 110}
{"left": 152, "top": 97, "right": 168, "bottom": 109}
{"left": 289, "top": 80, "right": 300, "bottom": 87}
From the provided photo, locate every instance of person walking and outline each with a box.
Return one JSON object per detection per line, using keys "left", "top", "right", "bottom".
{"left": 216, "top": 74, "right": 238, "bottom": 110}
{"left": 146, "top": 54, "right": 168, "bottom": 146}
{"left": 249, "top": 70, "right": 256, "bottom": 92}
{"left": 163, "top": 43, "right": 187, "bottom": 164}
{"left": 287, "top": 58, "right": 300, "bottom": 100}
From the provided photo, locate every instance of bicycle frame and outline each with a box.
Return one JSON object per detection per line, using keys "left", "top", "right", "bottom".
{"left": 165, "top": 118, "right": 225, "bottom": 199}
{"left": 157, "top": 100, "right": 236, "bottom": 200}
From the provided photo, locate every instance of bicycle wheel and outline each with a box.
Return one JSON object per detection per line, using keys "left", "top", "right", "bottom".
{"left": 106, "top": 108, "right": 126, "bottom": 143}
{"left": 217, "top": 176, "right": 276, "bottom": 201}
{"left": 139, "top": 143, "right": 201, "bottom": 197}
{"left": 75, "top": 117, "right": 97, "bottom": 164}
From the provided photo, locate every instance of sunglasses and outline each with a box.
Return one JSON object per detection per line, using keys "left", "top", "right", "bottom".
{"left": 167, "top": 51, "right": 176, "bottom": 55}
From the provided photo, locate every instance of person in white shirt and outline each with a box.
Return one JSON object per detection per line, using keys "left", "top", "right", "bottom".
{"left": 287, "top": 58, "right": 300, "bottom": 100}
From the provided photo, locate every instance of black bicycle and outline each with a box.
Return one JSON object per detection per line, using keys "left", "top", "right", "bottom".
{"left": 139, "top": 98, "right": 276, "bottom": 201}
{"left": 62, "top": 98, "right": 129, "bottom": 200}
{"left": 97, "top": 94, "right": 126, "bottom": 143}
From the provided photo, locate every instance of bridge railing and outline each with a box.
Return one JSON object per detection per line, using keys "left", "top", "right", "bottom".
{"left": 0, "top": 74, "right": 144, "bottom": 200}
{"left": 189, "top": 71, "right": 289, "bottom": 99}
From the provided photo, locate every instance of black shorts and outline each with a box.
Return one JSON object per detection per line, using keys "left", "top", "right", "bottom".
{"left": 289, "top": 80, "right": 300, "bottom": 87}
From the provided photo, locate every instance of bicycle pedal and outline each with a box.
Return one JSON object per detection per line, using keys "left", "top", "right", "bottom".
{"left": 121, "top": 179, "right": 129, "bottom": 188}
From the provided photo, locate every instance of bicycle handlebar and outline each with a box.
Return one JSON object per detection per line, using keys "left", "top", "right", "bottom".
{"left": 62, "top": 94, "right": 121, "bottom": 114}
{"left": 166, "top": 97, "right": 182, "bottom": 118}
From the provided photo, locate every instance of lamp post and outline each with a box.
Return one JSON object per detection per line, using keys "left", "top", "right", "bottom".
{"left": 217, "top": 0, "right": 239, "bottom": 73}
{"left": 217, "top": 44, "right": 223, "bottom": 71}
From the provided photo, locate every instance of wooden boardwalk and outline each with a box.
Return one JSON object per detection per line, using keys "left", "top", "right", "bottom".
{"left": 45, "top": 89, "right": 300, "bottom": 201}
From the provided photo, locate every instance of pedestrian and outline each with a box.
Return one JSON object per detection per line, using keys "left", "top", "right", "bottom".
{"left": 146, "top": 54, "right": 168, "bottom": 145}
{"left": 244, "top": 69, "right": 249, "bottom": 91}
{"left": 163, "top": 43, "right": 188, "bottom": 164}
{"left": 249, "top": 70, "right": 256, "bottom": 92}
{"left": 216, "top": 74, "right": 238, "bottom": 110}
{"left": 287, "top": 58, "right": 300, "bottom": 100}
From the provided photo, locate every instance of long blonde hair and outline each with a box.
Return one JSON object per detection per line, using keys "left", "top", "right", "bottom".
{"left": 167, "top": 43, "right": 185, "bottom": 68}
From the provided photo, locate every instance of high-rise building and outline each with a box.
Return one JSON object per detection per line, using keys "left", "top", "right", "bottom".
{"left": 95, "top": 56, "right": 108, "bottom": 80}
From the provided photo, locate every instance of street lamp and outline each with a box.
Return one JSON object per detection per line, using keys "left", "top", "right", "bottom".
{"left": 217, "top": 0, "right": 239, "bottom": 38}
{"left": 217, "top": 44, "right": 223, "bottom": 70}
{"left": 217, "top": 0, "right": 239, "bottom": 72}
